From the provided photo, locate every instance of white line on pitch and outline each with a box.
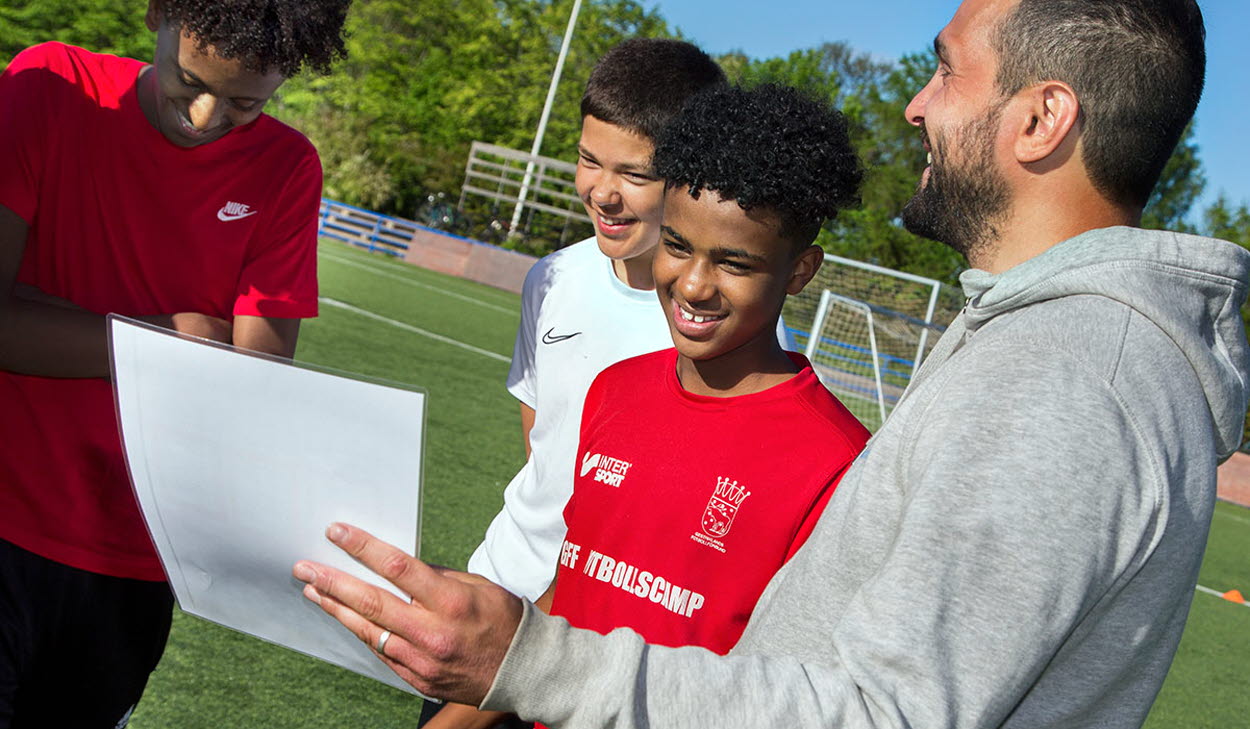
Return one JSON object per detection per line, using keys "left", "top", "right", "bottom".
{"left": 319, "top": 251, "right": 519, "bottom": 316}
{"left": 1195, "top": 583, "right": 1248, "bottom": 607}
{"left": 1214, "top": 507, "right": 1250, "bottom": 527}
{"left": 320, "top": 297, "right": 512, "bottom": 364}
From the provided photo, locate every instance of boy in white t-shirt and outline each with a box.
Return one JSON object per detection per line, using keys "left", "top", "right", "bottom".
{"left": 465, "top": 39, "right": 729, "bottom": 601}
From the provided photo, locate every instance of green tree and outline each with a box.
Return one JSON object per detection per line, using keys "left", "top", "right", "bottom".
{"left": 719, "top": 47, "right": 843, "bottom": 105}
{"left": 274, "top": 0, "right": 517, "bottom": 215}
{"left": 273, "top": 0, "right": 672, "bottom": 221}
{"left": 1140, "top": 122, "right": 1205, "bottom": 232}
{"left": 831, "top": 51, "right": 966, "bottom": 288}
{"left": 1203, "top": 195, "right": 1250, "bottom": 246}
{"left": 719, "top": 46, "right": 964, "bottom": 288}
{"left": 1202, "top": 195, "right": 1250, "bottom": 449}
{"left": 1, "top": 0, "right": 152, "bottom": 65}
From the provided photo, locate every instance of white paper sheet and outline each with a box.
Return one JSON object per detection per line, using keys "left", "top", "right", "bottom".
{"left": 108, "top": 315, "right": 426, "bottom": 695}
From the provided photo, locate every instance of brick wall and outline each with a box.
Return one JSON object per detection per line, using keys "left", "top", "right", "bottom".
{"left": 401, "top": 228, "right": 536, "bottom": 294}
{"left": 1218, "top": 452, "right": 1250, "bottom": 508}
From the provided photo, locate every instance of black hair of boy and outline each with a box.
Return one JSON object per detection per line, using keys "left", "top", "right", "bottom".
{"left": 156, "top": 0, "right": 350, "bottom": 76}
{"left": 652, "top": 83, "right": 862, "bottom": 247}
{"left": 580, "top": 38, "right": 726, "bottom": 142}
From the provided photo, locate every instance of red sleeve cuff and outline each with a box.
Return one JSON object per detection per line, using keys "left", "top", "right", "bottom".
{"left": 233, "top": 296, "right": 318, "bottom": 319}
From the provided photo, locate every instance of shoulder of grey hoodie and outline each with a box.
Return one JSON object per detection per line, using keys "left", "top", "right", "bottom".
{"left": 483, "top": 287, "right": 1219, "bottom": 729}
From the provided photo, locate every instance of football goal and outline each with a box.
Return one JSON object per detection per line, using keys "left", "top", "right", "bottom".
{"left": 789, "top": 255, "right": 960, "bottom": 431}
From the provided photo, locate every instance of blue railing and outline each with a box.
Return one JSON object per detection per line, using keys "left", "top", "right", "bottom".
{"left": 318, "top": 198, "right": 488, "bottom": 257}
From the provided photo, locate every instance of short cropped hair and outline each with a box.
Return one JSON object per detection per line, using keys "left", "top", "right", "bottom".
{"left": 157, "top": 0, "right": 350, "bottom": 77}
{"left": 652, "top": 84, "right": 862, "bottom": 248}
{"left": 581, "top": 38, "right": 726, "bottom": 142}
{"left": 993, "top": 0, "right": 1205, "bottom": 208}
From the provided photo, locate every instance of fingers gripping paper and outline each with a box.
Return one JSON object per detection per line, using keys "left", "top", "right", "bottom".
{"left": 108, "top": 316, "right": 425, "bottom": 695}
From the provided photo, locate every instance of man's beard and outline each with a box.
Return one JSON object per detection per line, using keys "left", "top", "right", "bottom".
{"left": 901, "top": 108, "right": 1011, "bottom": 265}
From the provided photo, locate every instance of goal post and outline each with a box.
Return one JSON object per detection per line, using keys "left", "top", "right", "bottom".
{"left": 787, "top": 255, "right": 962, "bottom": 431}
{"left": 805, "top": 290, "right": 888, "bottom": 428}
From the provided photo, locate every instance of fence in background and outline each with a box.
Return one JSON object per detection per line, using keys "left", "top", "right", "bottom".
{"left": 319, "top": 198, "right": 432, "bottom": 256}
{"left": 318, "top": 198, "right": 537, "bottom": 293}
{"left": 458, "top": 142, "right": 590, "bottom": 245}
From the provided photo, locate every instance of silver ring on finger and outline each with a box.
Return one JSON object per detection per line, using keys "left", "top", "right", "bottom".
{"left": 376, "top": 629, "right": 392, "bottom": 655}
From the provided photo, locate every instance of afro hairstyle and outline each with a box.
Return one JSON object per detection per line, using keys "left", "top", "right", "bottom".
{"left": 155, "top": 0, "right": 350, "bottom": 77}
{"left": 652, "top": 83, "right": 862, "bottom": 248}
{"left": 581, "top": 38, "right": 726, "bottom": 143}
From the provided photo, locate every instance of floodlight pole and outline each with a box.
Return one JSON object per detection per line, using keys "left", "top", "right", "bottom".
{"left": 509, "top": 0, "right": 583, "bottom": 237}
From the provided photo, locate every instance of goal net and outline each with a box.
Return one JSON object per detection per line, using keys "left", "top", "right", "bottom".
{"left": 785, "top": 254, "right": 962, "bottom": 431}
{"left": 804, "top": 291, "right": 889, "bottom": 429}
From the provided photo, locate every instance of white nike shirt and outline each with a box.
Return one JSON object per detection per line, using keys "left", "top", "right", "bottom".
{"left": 468, "top": 237, "right": 795, "bottom": 600}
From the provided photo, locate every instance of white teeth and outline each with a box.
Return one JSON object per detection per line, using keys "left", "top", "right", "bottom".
{"left": 927, "top": 152, "right": 933, "bottom": 165}
{"left": 679, "top": 308, "right": 713, "bottom": 324}
{"left": 599, "top": 215, "right": 631, "bottom": 226}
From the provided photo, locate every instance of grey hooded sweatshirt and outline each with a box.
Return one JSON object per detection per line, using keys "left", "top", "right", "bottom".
{"left": 483, "top": 227, "right": 1250, "bottom": 729}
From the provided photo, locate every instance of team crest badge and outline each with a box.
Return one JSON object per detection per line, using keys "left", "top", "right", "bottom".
{"left": 701, "top": 477, "right": 750, "bottom": 538}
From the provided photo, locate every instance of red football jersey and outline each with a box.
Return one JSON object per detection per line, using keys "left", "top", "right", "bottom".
{"left": 0, "top": 43, "right": 322, "bottom": 580}
{"left": 550, "top": 348, "right": 870, "bottom": 654}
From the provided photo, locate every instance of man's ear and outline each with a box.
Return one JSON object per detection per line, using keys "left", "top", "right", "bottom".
{"left": 145, "top": 0, "right": 162, "bottom": 32}
{"left": 1012, "top": 81, "right": 1080, "bottom": 164}
{"left": 786, "top": 244, "right": 825, "bottom": 296}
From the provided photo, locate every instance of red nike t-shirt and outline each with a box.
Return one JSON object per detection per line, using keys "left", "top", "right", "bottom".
{"left": 0, "top": 43, "right": 321, "bottom": 580}
{"left": 549, "top": 349, "right": 870, "bottom": 654}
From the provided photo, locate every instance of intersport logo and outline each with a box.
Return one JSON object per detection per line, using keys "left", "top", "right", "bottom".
{"left": 580, "top": 451, "right": 632, "bottom": 487}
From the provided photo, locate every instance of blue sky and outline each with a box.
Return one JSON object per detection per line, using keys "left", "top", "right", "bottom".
{"left": 647, "top": 0, "right": 1248, "bottom": 219}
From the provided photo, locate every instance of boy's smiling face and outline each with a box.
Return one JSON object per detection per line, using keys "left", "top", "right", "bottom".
{"left": 655, "top": 188, "right": 822, "bottom": 370}
{"left": 140, "top": 17, "right": 285, "bottom": 148}
{"left": 575, "top": 116, "right": 666, "bottom": 263}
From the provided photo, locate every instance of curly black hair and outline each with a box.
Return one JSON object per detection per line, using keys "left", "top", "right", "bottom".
{"left": 652, "top": 84, "right": 862, "bottom": 247}
{"left": 157, "top": 0, "right": 350, "bottom": 77}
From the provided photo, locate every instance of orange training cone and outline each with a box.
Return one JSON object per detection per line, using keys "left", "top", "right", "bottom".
{"left": 1221, "top": 589, "right": 1245, "bottom": 604}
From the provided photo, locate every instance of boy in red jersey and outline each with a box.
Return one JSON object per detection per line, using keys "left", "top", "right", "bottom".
{"left": 425, "top": 82, "right": 868, "bottom": 729}
{"left": 0, "top": 1, "right": 349, "bottom": 725}
{"left": 547, "top": 82, "right": 867, "bottom": 656}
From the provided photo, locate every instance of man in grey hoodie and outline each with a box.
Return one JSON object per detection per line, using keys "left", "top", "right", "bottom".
{"left": 294, "top": 0, "right": 1250, "bottom": 726}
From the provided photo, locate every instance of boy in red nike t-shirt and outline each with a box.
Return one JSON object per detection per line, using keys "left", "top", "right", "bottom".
{"left": 0, "top": 2, "right": 349, "bottom": 726}
{"left": 434, "top": 83, "right": 868, "bottom": 729}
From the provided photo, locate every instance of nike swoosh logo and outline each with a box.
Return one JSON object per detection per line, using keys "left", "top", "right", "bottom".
{"left": 542, "top": 328, "right": 581, "bottom": 345}
{"left": 217, "top": 208, "right": 259, "bottom": 222}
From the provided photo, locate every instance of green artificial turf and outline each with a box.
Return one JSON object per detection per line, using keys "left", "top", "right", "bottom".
{"left": 1144, "top": 501, "right": 1250, "bottom": 729}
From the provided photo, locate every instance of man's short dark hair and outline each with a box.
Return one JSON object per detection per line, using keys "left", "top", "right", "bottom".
{"left": 652, "top": 84, "right": 862, "bottom": 248}
{"left": 581, "top": 38, "right": 726, "bottom": 143}
{"left": 157, "top": 0, "right": 351, "bottom": 77}
{"left": 993, "top": 0, "right": 1205, "bottom": 208}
